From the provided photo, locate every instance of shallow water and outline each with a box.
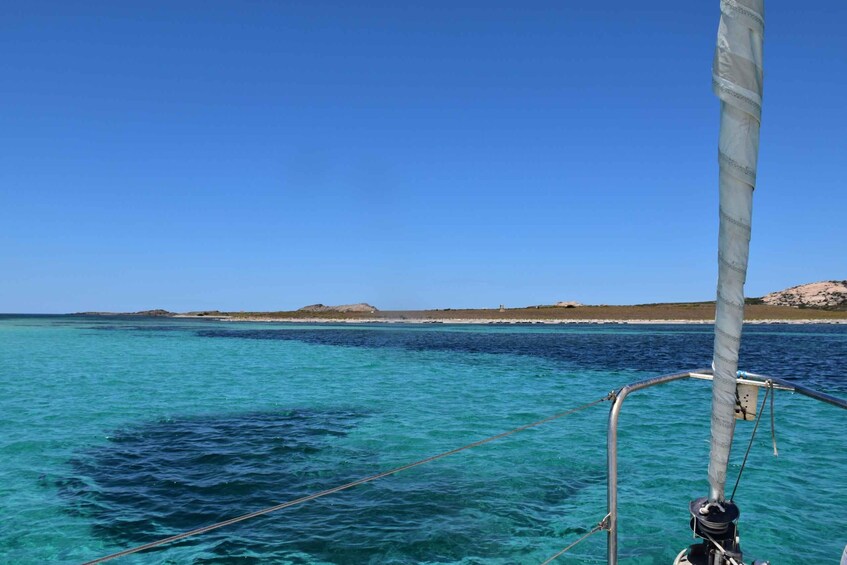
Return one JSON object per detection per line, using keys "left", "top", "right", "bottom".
{"left": 1, "top": 316, "right": 845, "bottom": 564}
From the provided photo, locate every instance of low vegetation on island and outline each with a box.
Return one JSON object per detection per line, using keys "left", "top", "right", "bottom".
{"left": 75, "top": 281, "right": 847, "bottom": 322}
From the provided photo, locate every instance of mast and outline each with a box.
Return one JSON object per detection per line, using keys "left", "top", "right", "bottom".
{"left": 708, "top": 0, "right": 764, "bottom": 504}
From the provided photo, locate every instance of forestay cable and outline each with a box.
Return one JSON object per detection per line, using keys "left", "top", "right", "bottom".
{"left": 83, "top": 393, "right": 613, "bottom": 564}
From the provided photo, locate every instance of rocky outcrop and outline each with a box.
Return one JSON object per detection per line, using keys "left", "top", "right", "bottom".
{"left": 761, "top": 280, "right": 847, "bottom": 310}
{"left": 298, "top": 303, "right": 378, "bottom": 313}
{"left": 555, "top": 301, "right": 583, "bottom": 308}
{"left": 135, "top": 309, "right": 175, "bottom": 317}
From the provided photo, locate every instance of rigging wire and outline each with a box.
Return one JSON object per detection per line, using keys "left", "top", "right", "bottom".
{"left": 539, "top": 514, "right": 610, "bottom": 565}
{"left": 730, "top": 380, "right": 773, "bottom": 502}
{"left": 83, "top": 393, "right": 614, "bottom": 564}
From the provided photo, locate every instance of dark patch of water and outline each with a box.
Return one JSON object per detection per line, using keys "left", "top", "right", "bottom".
{"left": 85, "top": 323, "right": 196, "bottom": 332}
{"left": 196, "top": 325, "right": 847, "bottom": 392}
{"left": 61, "top": 409, "right": 598, "bottom": 563}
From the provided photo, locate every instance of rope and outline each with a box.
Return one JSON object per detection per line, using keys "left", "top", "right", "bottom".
{"left": 539, "top": 514, "right": 609, "bottom": 565}
{"left": 83, "top": 394, "right": 613, "bottom": 564}
{"left": 729, "top": 380, "right": 771, "bottom": 502}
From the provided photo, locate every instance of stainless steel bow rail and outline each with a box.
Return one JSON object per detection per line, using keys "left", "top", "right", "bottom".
{"left": 606, "top": 368, "right": 847, "bottom": 565}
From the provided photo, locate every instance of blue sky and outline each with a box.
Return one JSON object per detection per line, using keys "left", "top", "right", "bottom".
{"left": 1, "top": 1, "right": 845, "bottom": 312}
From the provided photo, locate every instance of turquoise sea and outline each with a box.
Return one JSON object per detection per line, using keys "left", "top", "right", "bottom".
{"left": 1, "top": 316, "right": 845, "bottom": 564}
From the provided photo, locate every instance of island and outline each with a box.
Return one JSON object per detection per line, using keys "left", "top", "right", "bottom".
{"left": 74, "top": 281, "right": 847, "bottom": 324}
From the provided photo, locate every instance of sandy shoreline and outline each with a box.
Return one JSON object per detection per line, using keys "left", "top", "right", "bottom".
{"left": 173, "top": 315, "right": 847, "bottom": 325}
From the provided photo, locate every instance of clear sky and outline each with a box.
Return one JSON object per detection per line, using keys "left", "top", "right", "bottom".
{"left": 1, "top": 1, "right": 845, "bottom": 313}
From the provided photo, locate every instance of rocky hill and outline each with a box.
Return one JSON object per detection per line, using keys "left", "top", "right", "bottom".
{"left": 135, "top": 309, "right": 175, "bottom": 317}
{"left": 761, "top": 280, "right": 847, "bottom": 310}
{"left": 298, "top": 303, "right": 378, "bottom": 313}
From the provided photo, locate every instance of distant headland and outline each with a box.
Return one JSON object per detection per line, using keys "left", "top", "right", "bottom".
{"left": 72, "top": 309, "right": 175, "bottom": 317}
{"left": 72, "top": 281, "right": 847, "bottom": 324}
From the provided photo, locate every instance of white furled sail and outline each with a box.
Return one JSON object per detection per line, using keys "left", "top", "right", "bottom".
{"left": 708, "top": 0, "right": 765, "bottom": 503}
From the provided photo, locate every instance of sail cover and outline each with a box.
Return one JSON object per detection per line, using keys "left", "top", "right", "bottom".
{"left": 708, "top": 0, "right": 765, "bottom": 503}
